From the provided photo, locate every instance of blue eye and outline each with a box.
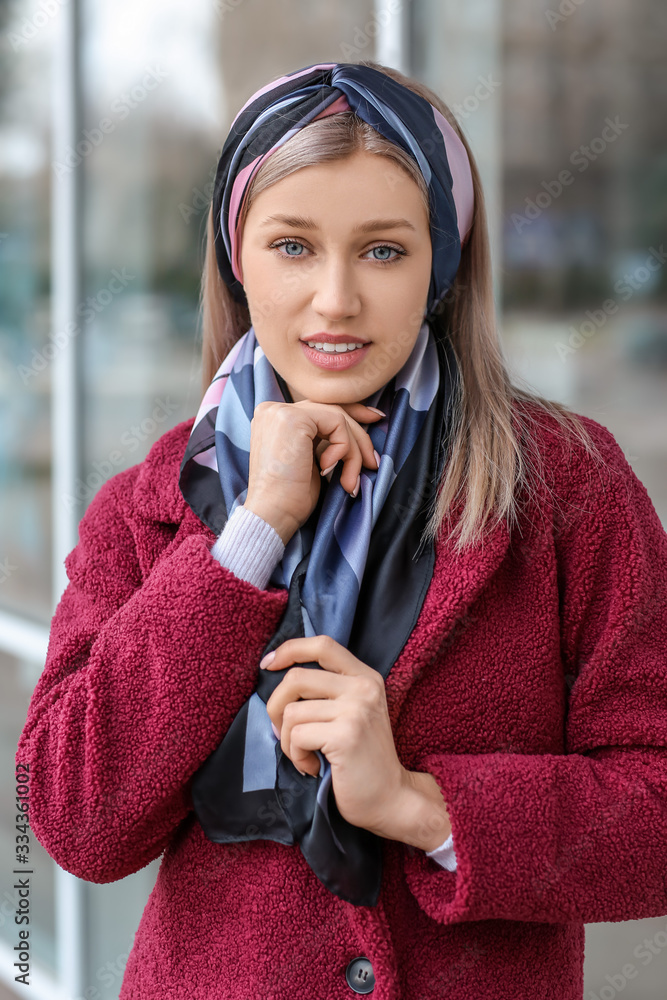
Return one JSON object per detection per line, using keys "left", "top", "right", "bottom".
{"left": 269, "top": 238, "right": 407, "bottom": 266}
{"left": 278, "top": 241, "right": 305, "bottom": 257}
{"left": 370, "top": 246, "right": 395, "bottom": 262}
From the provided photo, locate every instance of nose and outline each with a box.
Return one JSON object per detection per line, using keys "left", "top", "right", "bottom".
{"left": 310, "top": 255, "right": 361, "bottom": 320}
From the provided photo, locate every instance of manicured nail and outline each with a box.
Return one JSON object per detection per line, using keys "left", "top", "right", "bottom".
{"left": 373, "top": 449, "right": 381, "bottom": 468}
{"left": 366, "top": 406, "right": 386, "bottom": 416}
{"left": 351, "top": 474, "right": 360, "bottom": 498}
{"left": 259, "top": 650, "right": 276, "bottom": 668}
{"left": 321, "top": 461, "right": 338, "bottom": 477}
{"left": 271, "top": 721, "right": 280, "bottom": 739}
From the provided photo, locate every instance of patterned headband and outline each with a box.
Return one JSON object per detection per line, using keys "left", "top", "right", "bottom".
{"left": 211, "top": 61, "right": 475, "bottom": 322}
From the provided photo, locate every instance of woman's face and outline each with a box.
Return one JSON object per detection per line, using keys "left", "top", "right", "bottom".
{"left": 238, "top": 149, "right": 432, "bottom": 405}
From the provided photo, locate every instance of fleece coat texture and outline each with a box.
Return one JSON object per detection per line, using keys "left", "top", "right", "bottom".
{"left": 16, "top": 406, "right": 667, "bottom": 1000}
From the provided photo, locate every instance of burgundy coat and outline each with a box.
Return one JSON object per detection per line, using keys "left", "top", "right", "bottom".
{"left": 16, "top": 407, "right": 667, "bottom": 999}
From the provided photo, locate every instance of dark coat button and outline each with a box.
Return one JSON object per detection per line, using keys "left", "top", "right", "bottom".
{"left": 345, "top": 956, "right": 375, "bottom": 994}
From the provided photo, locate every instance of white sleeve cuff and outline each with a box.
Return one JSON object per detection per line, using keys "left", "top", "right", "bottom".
{"left": 425, "top": 830, "right": 457, "bottom": 871}
{"left": 209, "top": 504, "right": 285, "bottom": 591}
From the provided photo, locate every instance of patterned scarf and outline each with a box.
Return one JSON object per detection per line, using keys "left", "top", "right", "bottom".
{"left": 179, "top": 62, "right": 472, "bottom": 907}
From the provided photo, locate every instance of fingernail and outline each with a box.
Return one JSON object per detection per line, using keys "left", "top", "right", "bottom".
{"left": 271, "top": 721, "right": 280, "bottom": 739}
{"left": 321, "top": 461, "right": 337, "bottom": 477}
{"left": 373, "top": 449, "right": 381, "bottom": 469}
{"left": 259, "top": 650, "right": 276, "bottom": 668}
{"left": 366, "top": 406, "right": 386, "bottom": 416}
{"left": 350, "top": 474, "right": 360, "bottom": 498}
{"left": 296, "top": 767, "right": 307, "bottom": 776}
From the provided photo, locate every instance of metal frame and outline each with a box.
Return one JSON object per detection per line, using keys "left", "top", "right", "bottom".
{"left": 374, "top": 0, "right": 410, "bottom": 72}
{"left": 0, "top": 0, "right": 87, "bottom": 995}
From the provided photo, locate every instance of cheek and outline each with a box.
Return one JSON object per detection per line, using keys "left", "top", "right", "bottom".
{"left": 383, "top": 258, "right": 430, "bottom": 306}
{"left": 244, "top": 263, "right": 300, "bottom": 317}
{"left": 378, "top": 284, "right": 428, "bottom": 333}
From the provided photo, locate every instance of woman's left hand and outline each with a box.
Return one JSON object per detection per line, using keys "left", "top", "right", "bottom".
{"left": 261, "top": 635, "right": 410, "bottom": 838}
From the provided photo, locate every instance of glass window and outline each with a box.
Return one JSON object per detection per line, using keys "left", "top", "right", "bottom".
{"left": 499, "top": 0, "right": 667, "bottom": 525}
{"left": 79, "top": 0, "right": 221, "bottom": 510}
{"left": 414, "top": 0, "right": 667, "bottom": 531}
{"left": 1, "top": 1, "right": 53, "bottom": 623}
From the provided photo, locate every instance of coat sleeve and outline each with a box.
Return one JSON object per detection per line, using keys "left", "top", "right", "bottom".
{"left": 209, "top": 502, "right": 286, "bottom": 590}
{"left": 402, "top": 419, "right": 667, "bottom": 925}
{"left": 15, "top": 470, "right": 289, "bottom": 884}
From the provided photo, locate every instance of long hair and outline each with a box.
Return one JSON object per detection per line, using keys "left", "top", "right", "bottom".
{"left": 196, "top": 59, "right": 604, "bottom": 553}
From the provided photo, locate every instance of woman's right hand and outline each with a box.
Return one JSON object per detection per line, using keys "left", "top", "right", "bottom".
{"left": 243, "top": 399, "right": 384, "bottom": 546}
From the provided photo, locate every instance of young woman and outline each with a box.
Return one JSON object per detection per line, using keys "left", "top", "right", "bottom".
{"left": 17, "top": 61, "right": 667, "bottom": 1000}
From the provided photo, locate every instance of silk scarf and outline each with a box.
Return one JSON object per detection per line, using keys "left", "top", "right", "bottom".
{"left": 179, "top": 61, "right": 472, "bottom": 907}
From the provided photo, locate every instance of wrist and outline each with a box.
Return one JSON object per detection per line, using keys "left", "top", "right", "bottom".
{"left": 242, "top": 501, "right": 298, "bottom": 546}
{"left": 378, "top": 769, "right": 452, "bottom": 852}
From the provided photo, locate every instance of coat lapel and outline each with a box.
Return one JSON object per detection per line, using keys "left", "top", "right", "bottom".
{"left": 384, "top": 517, "right": 511, "bottom": 727}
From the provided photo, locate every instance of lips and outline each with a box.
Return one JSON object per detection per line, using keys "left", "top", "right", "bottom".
{"left": 300, "top": 334, "right": 370, "bottom": 345}
{"left": 300, "top": 341, "right": 371, "bottom": 371}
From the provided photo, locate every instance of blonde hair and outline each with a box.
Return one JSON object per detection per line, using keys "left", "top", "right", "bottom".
{"left": 197, "top": 59, "right": 603, "bottom": 553}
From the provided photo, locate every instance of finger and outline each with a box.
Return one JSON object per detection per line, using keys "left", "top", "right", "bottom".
{"left": 312, "top": 410, "right": 364, "bottom": 493}
{"left": 261, "top": 635, "right": 368, "bottom": 677}
{"left": 263, "top": 635, "right": 367, "bottom": 727}
{"left": 340, "top": 404, "right": 384, "bottom": 472}
{"left": 275, "top": 699, "right": 335, "bottom": 775}
{"left": 266, "top": 666, "right": 346, "bottom": 724}
{"left": 284, "top": 722, "right": 329, "bottom": 777}
{"left": 316, "top": 410, "right": 379, "bottom": 490}
{"left": 293, "top": 400, "right": 381, "bottom": 485}
{"left": 340, "top": 412, "right": 382, "bottom": 474}
{"left": 341, "top": 402, "right": 386, "bottom": 423}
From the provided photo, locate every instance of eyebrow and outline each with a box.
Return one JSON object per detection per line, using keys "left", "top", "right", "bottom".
{"left": 258, "top": 213, "right": 418, "bottom": 234}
